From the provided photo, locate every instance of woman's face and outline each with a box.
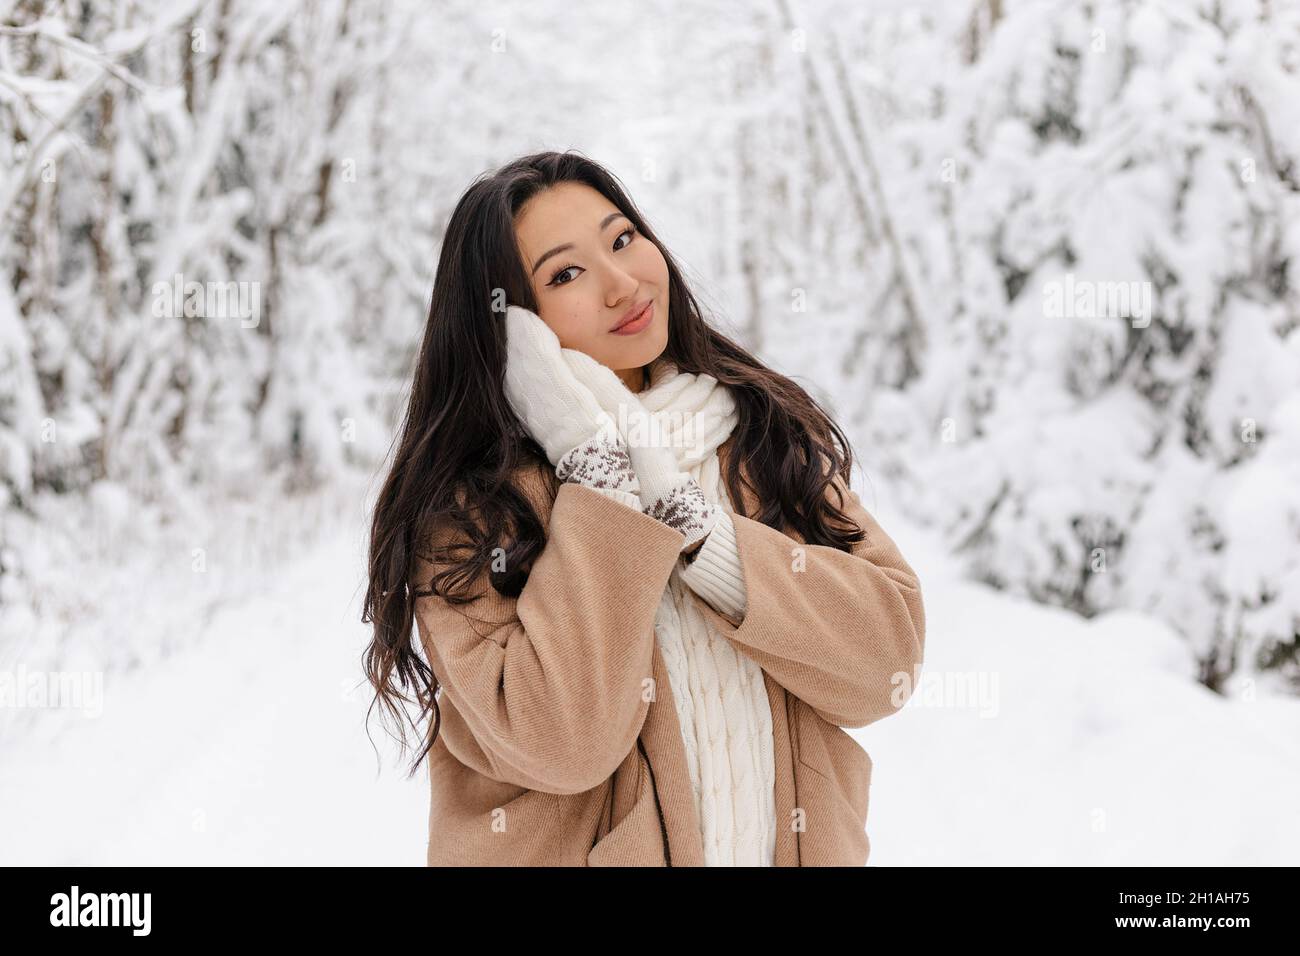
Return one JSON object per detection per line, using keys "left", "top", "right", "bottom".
{"left": 513, "top": 181, "right": 670, "bottom": 393}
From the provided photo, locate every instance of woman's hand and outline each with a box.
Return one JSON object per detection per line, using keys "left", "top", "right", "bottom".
{"left": 502, "top": 305, "right": 640, "bottom": 501}
{"left": 503, "top": 304, "right": 614, "bottom": 463}
{"left": 563, "top": 348, "right": 719, "bottom": 553}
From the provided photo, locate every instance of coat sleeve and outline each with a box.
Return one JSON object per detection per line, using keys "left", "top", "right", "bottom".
{"left": 681, "top": 474, "right": 926, "bottom": 729}
{"left": 411, "top": 477, "right": 687, "bottom": 795}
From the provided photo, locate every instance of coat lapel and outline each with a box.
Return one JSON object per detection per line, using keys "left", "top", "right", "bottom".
{"left": 763, "top": 670, "right": 801, "bottom": 866}
{"left": 638, "top": 430, "right": 802, "bottom": 866}
{"left": 639, "top": 642, "right": 706, "bottom": 866}
{"left": 712, "top": 431, "right": 803, "bottom": 864}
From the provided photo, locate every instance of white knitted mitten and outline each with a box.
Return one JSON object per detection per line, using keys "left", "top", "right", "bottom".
{"left": 563, "top": 348, "right": 718, "bottom": 553}
{"left": 502, "top": 305, "right": 641, "bottom": 505}
{"left": 627, "top": 438, "right": 719, "bottom": 552}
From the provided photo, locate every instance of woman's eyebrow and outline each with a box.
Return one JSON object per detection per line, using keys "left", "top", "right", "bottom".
{"left": 530, "top": 212, "right": 629, "bottom": 276}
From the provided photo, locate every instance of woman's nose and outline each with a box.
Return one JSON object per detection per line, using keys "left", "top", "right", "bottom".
{"left": 603, "top": 267, "right": 639, "bottom": 305}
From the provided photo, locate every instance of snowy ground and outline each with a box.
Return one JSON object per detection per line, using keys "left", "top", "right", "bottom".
{"left": 868, "top": 515, "right": 1300, "bottom": 866}
{"left": 2, "top": 482, "right": 1298, "bottom": 866}
{"left": 0, "top": 493, "right": 428, "bottom": 866}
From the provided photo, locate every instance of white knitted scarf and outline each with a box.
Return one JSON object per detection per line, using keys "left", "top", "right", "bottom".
{"left": 638, "top": 357, "right": 777, "bottom": 866}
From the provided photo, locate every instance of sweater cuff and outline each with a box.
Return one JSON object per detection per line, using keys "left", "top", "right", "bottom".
{"left": 678, "top": 510, "right": 748, "bottom": 619}
{"left": 584, "top": 485, "right": 646, "bottom": 512}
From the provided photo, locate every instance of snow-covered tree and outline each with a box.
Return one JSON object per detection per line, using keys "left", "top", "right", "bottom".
{"left": 857, "top": 0, "right": 1300, "bottom": 693}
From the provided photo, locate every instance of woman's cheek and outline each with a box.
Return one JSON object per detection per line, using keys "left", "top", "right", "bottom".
{"left": 647, "top": 241, "right": 670, "bottom": 280}
{"left": 555, "top": 308, "right": 600, "bottom": 352}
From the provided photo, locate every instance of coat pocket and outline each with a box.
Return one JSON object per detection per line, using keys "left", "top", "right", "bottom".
{"left": 587, "top": 745, "right": 667, "bottom": 867}
{"left": 426, "top": 741, "right": 600, "bottom": 866}
{"left": 791, "top": 698, "right": 873, "bottom": 865}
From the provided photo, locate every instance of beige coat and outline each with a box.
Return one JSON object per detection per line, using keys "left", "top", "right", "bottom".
{"left": 412, "top": 434, "right": 926, "bottom": 866}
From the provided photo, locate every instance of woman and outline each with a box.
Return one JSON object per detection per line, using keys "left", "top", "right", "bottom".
{"left": 362, "top": 150, "right": 926, "bottom": 866}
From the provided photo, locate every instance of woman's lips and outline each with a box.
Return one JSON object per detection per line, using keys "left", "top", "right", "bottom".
{"left": 611, "top": 300, "right": 653, "bottom": 335}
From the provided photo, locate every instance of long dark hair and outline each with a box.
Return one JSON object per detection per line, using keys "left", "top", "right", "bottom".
{"left": 362, "top": 149, "right": 867, "bottom": 775}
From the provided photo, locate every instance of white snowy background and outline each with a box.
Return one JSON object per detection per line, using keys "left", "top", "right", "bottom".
{"left": 1, "top": 0, "right": 1298, "bottom": 865}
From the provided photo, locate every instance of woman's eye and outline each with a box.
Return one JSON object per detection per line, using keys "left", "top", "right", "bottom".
{"left": 548, "top": 227, "right": 636, "bottom": 287}
{"left": 614, "top": 225, "right": 636, "bottom": 250}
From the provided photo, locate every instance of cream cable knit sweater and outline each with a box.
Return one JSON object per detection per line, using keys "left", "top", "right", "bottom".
{"left": 586, "top": 361, "right": 773, "bottom": 866}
